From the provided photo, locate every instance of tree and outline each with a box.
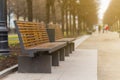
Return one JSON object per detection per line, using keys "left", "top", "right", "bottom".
{"left": 26, "top": 0, "right": 33, "bottom": 21}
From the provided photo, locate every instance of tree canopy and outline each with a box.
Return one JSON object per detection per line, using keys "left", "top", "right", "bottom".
{"left": 7, "top": 0, "right": 98, "bottom": 36}
{"left": 103, "top": 0, "right": 120, "bottom": 25}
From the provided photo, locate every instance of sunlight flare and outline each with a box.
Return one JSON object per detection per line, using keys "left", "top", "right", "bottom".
{"left": 98, "top": 0, "right": 111, "bottom": 21}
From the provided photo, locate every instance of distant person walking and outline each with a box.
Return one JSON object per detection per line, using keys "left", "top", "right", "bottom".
{"left": 105, "top": 24, "right": 109, "bottom": 32}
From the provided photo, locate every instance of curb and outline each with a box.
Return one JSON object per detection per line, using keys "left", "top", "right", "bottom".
{"left": 0, "top": 64, "right": 18, "bottom": 79}
{"left": 74, "top": 35, "right": 90, "bottom": 48}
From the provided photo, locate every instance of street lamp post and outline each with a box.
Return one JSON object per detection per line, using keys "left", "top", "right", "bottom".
{"left": 0, "top": 0, "right": 9, "bottom": 55}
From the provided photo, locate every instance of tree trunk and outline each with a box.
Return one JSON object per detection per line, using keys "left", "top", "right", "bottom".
{"left": 78, "top": 15, "right": 81, "bottom": 35}
{"left": 73, "top": 14, "right": 76, "bottom": 36}
{"left": 65, "top": 10, "right": 68, "bottom": 37}
{"left": 46, "top": 0, "right": 49, "bottom": 24}
{"left": 51, "top": 5, "right": 56, "bottom": 23}
{"left": 61, "top": 9, "right": 65, "bottom": 36}
{"left": 26, "top": 0, "right": 33, "bottom": 21}
{"left": 69, "top": 13, "right": 72, "bottom": 37}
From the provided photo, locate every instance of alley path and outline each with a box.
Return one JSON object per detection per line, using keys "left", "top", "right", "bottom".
{"left": 78, "top": 32, "right": 120, "bottom": 80}
{"left": 1, "top": 36, "right": 97, "bottom": 80}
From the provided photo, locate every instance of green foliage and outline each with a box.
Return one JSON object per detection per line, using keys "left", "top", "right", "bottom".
{"left": 8, "top": 34, "right": 19, "bottom": 46}
{"left": 8, "top": 34, "right": 18, "bottom": 38}
{"left": 0, "top": 56, "right": 6, "bottom": 61}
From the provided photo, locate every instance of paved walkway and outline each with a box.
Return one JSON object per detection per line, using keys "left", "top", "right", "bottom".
{"left": 2, "top": 35, "right": 98, "bottom": 80}
{"left": 78, "top": 32, "right": 120, "bottom": 80}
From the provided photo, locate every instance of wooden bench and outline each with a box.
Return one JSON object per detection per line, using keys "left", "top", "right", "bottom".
{"left": 47, "top": 23, "right": 75, "bottom": 56}
{"left": 14, "top": 21, "right": 66, "bottom": 73}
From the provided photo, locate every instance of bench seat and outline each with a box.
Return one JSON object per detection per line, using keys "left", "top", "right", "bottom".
{"left": 26, "top": 42, "right": 66, "bottom": 53}
{"left": 56, "top": 38, "right": 75, "bottom": 43}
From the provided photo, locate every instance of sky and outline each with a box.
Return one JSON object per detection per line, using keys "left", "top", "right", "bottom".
{"left": 98, "top": 0, "right": 111, "bottom": 23}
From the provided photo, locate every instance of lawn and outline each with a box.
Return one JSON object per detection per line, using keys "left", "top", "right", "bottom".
{"left": 8, "top": 34, "right": 19, "bottom": 46}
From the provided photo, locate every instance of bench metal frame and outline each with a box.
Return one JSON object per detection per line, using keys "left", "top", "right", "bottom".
{"left": 14, "top": 21, "right": 66, "bottom": 73}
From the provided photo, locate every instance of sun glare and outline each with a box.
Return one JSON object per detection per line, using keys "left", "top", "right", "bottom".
{"left": 98, "top": 0, "right": 111, "bottom": 23}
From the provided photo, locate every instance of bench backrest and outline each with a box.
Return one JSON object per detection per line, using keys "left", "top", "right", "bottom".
{"left": 15, "top": 21, "right": 49, "bottom": 50}
{"left": 48, "top": 24, "right": 64, "bottom": 40}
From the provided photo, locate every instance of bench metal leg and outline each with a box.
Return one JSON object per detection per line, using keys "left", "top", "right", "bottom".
{"left": 67, "top": 44, "right": 70, "bottom": 54}
{"left": 71, "top": 43, "right": 75, "bottom": 51}
{"left": 69, "top": 44, "right": 72, "bottom": 54}
{"left": 52, "top": 51, "right": 60, "bottom": 66}
{"left": 60, "top": 48, "right": 65, "bottom": 61}
{"left": 68, "top": 44, "right": 72, "bottom": 54}
{"left": 65, "top": 45, "right": 69, "bottom": 56}
{"left": 18, "top": 55, "right": 52, "bottom": 73}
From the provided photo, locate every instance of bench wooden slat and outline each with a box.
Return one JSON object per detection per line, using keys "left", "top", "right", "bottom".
{"left": 26, "top": 42, "right": 66, "bottom": 53}
{"left": 15, "top": 21, "right": 66, "bottom": 57}
{"left": 16, "top": 21, "right": 50, "bottom": 49}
